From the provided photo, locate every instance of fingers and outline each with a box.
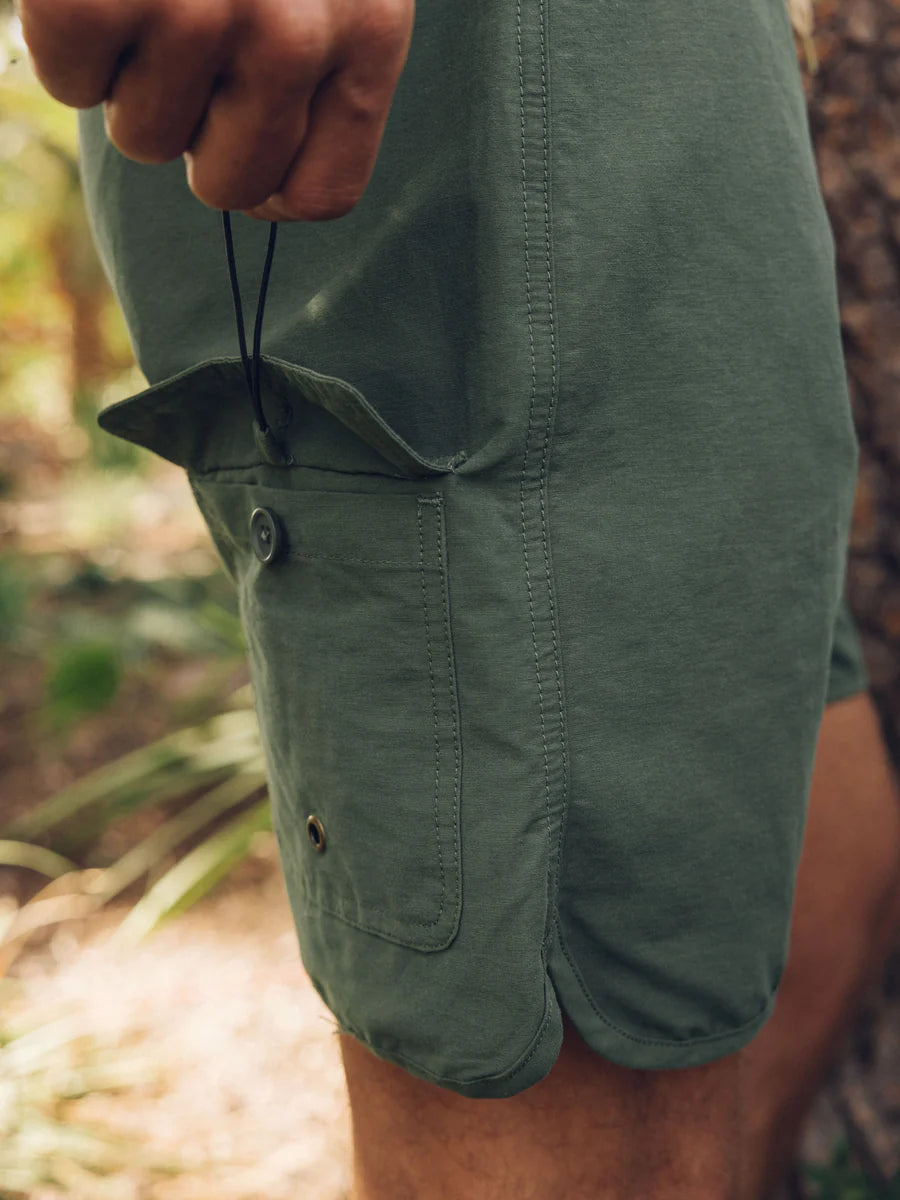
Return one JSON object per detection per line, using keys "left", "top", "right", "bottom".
{"left": 21, "top": 0, "right": 416, "bottom": 221}
{"left": 242, "top": 3, "right": 414, "bottom": 221}
{"left": 183, "top": 29, "right": 326, "bottom": 211}
{"left": 243, "top": 58, "right": 399, "bottom": 221}
{"left": 19, "top": 0, "right": 144, "bottom": 108}
{"left": 103, "top": 5, "right": 230, "bottom": 163}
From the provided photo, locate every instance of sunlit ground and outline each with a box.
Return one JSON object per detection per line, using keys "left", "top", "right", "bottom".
{"left": 4, "top": 849, "right": 355, "bottom": 1200}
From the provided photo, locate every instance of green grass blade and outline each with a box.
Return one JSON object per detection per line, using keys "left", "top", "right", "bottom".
{"left": 93, "top": 764, "right": 268, "bottom": 903}
{"left": 0, "top": 1012, "right": 92, "bottom": 1075}
{"left": 113, "top": 798, "right": 272, "bottom": 946}
{"left": 0, "top": 889, "right": 100, "bottom": 970}
{"left": 3, "top": 1114, "right": 153, "bottom": 1171}
{"left": 1, "top": 708, "right": 261, "bottom": 845}
{"left": 0, "top": 840, "right": 75, "bottom": 878}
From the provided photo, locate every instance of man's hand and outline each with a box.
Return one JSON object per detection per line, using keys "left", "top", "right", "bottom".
{"left": 17, "top": 0, "right": 415, "bottom": 220}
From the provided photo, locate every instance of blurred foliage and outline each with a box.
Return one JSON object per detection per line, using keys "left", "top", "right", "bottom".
{"left": 0, "top": 14, "right": 280, "bottom": 1195}
{"left": 43, "top": 639, "right": 122, "bottom": 730}
{"left": 0, "top": 696, "right": 268, "bottom": 974}
{"left": 0, "top": 985, "right": 188, "bottom": 1198}
{"left": 0, "top": 4, "right": 263, "bottom": 935}
{"left": 805, "top": 1143, "right": 900, "bottom": 1199}
{"left": 3, "top": 548, "right": 245, "bottom": 738}
{"left": 0, "top": 557, "right": 28, "bottom": 642}
{"left": 0, "top": 2, "right": 145, "bottom": 465}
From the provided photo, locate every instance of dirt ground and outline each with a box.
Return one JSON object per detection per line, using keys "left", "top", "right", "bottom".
{"left": 6, "top": 846, "right": 356, "bottom": 1200}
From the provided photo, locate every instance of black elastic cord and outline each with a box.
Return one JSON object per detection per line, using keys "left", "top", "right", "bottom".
{"left": 222, "top": 211, "right": 279, "bottom": 433}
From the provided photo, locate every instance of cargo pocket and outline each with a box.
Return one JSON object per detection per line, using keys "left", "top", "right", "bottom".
{"left": 97, "top": 355, "right": 467, "bottom": 953}
{"left": 190, "top": 478, "right": 464, "bottom": 952}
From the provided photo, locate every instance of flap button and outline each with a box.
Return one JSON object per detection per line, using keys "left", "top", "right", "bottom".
{"left": 306, "top": 815, "right": 326, "bottom": 852}
{"left": 249, "top": 506, "right": 283, "bottom": 564}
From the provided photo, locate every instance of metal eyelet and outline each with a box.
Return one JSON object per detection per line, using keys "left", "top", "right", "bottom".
{"left": 306, "top": 814, "right": 326, "bottom": 852}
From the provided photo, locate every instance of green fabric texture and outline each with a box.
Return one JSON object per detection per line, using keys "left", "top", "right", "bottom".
{"left": 79, "top": 0, "right": 867, "bottom": 1097}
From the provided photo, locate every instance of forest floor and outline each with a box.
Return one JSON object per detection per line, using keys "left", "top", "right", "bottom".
{"left": 4, "top": 853, "right": 356, "bottom": 1200}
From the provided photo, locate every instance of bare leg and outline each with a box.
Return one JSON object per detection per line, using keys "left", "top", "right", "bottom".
{"left": 741, "top": 690, "right": 900, "bottom": 1198}
{"left": 340, "top": 1007, "right": 745, "bottom": 1199}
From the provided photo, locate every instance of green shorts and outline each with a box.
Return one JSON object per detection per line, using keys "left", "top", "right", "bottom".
{"left": 79, "top": 0, "right": 868, "bottom": 1098}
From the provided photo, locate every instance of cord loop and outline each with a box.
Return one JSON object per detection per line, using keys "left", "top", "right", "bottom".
{"left": 222, "top": 211, "right": 280, "bottom": 435}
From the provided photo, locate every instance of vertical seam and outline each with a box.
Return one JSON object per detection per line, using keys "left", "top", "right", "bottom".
{"left": 538, "top": 0, "right": 569, "bottom": 940}
{"left": 417, "top": 497, "right": 448, "bottom": 926}
{"left": 427, "top": 496, "right": 463, "bottom": 931}
{"left": 519, "top": 0, "right": 567, "bottom": 953}
{"left": 517, "top": 0, "right": 553, "bottom": 937}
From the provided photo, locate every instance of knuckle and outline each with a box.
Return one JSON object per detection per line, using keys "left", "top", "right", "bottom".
{"left": 259, "top": 6, "right": 333, "bottom": 76}
{"left": 355, "top": 0, "right": 413, "bottom": 49}
{"left": 164, "top": 0, "right": 228, "bottom": 49}
{"left": 337, "top": 74, "right": 388, "bottom": 124}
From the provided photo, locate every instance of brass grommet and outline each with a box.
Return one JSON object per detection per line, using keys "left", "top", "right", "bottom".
{"left": 306, "top": 814, "right": 326, "bottom": 852}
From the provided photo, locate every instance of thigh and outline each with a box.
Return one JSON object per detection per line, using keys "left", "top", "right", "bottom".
{"left": 782, "top": 688, "right": 900, "bottom": 1007}
{"left": 740, "top": 688, "right": 900, "bottom": 1197}
{"left": 339, "top": 1012, "right": 745, "bottom": 1200}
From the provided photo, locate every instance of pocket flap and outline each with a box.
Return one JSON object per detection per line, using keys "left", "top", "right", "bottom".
{"left": 96, "top": 355, "right": 465, "bottom": 479}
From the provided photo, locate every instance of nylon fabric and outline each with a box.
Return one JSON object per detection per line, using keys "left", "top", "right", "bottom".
{"left": 79, "top": 0, "right": 868, "bottom": 1097}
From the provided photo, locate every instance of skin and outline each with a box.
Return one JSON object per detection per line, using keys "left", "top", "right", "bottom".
{"left": 15, "top": 0, "right": 416, "bottom": 222}
{"left": 338, "top": 690, "right": 900, "bottom": 1199}
{"left": 341, "top": 1014, "right": 746, "bottom": 1200}
{"left": 741, "top": 689, "right": 900, "bottom": 1198}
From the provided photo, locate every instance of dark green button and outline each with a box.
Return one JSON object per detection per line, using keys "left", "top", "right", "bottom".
{"left": 249, "top": 506, "right": 283, "bottom": 564}
{"left": 306, "top": 815, "right": 326, "bottom": 852}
